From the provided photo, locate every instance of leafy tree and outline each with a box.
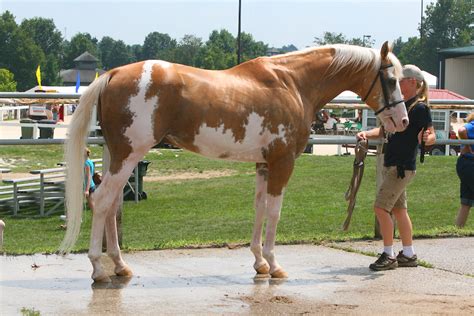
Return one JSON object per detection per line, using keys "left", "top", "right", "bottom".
{"left": 98, "top": 36, "right": 115, "bottom": 69}
{"left": 174, "top": 34, "right": 203, "bottom": 66}
{"left": 419, "top": 0, "right": 473, "bottom": 74}
{"left": 199, "top": 29, "right": 236, "bottom": 69}
{"left": 63, "top": 33, "right": 99, "bottom": 69}
{"left": 314, "top": 32, "right": 374, "bottom": 47}
{"left": 19, "top": 17, "right": 62, "bottom": 56}
{"left": 0, "top": 68, "right": 17, "bottom": 91}
{"left": 0, "top": 11, "right": 45, "bottom": 91}
{"left": 129, "top": 44, "right": 143, "bottom": 63}
{"left": 108, "top": 40, "right": 132, "bottom": 69}
{"left": 240, "top": 32, "right": 268, "bottom": 62}
{"left": 281, "top": 44, "right": 298, "bottom": 53}
{"left": 397, "top": 37, "right": 423, "bottom": 66}
{"left": 20, "top": 17, "right": 63, "bottom": 85}
{"left": 142, "top": 32, "right": 177, "bottom": 61}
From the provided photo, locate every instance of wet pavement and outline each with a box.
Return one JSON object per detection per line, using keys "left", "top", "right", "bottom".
{"left": 1, "top": 238, "right": 473, "bottom": 315}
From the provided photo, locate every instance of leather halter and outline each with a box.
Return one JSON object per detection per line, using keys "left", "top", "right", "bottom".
{"left": 362, "top": 63, "right": 404, "bottom": 115}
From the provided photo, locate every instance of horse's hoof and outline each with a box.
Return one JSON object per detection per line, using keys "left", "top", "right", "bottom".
{"left": 271, "top": 269, "right": 288, "bottom": 279}
{"left": 254, "top": 262, "right": 270, "bottom": 275}
{"left": 92, "top": 273, "right": 111, "bottom": 283}
{"left": 115, "top": 266, "right": 133, "bottom": 277}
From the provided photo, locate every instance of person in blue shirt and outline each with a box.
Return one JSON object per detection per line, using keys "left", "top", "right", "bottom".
{"left": 84, "top": 148, "right": 96, "bottom": 211}
{"left": 455, "top": 112, "right": 474, "bottom": 227}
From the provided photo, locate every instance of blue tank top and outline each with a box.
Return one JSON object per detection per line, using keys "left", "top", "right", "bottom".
{"left": 84, "top": 159, "right": 96, "bottom": 189}
{"left": 464, "top": 121, "right": 474, "bottom": 155}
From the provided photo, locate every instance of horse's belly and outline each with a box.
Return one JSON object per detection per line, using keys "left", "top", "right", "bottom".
{"left": 193, "top": 136, "right": 266, "bottom": 162}
{"left": 191, "top": 113, "right": 288, "bottom": 162}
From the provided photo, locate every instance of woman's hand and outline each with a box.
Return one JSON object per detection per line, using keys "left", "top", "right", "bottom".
{"left": 356, "top": 131, "right": 367, "bottom": 140}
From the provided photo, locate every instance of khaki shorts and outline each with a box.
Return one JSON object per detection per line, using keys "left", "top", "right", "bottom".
{"left": 374, "top": 166, "right": 416, "bottom": 212}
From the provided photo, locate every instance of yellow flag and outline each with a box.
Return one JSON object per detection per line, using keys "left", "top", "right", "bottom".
{"left": 95, "top": 71, "right": 99, "bottom": 80}
{"left": 36, "top": 65, "right": 42, "bottom": 89}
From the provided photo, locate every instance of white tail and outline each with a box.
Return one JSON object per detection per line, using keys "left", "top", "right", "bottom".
{"left": 59, "top": 74, "right": 110, "bottom": 254}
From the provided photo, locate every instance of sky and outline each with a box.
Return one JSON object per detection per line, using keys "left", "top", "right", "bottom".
{"left": 1, "top": 0, "right": 436, "bottom": 50}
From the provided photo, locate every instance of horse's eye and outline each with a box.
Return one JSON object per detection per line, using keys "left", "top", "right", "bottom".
{"left": 387, "top": 78, "right": 397, "bottom": 87}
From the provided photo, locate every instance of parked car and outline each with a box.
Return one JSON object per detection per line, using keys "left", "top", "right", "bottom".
{"left": 426, "top": 130, "right": 460, "bottom": 156}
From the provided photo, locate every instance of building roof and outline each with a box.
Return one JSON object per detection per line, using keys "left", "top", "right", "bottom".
{"left": 438, "top": 46, "right": 474, "bottom": 58}
{"left": 73, "top": 51, "right": 99, "bottom": 62}
{"left": 428, "top": 89, "right": 469, "bottom": 100}
{"left": 59, "top": 69, "right": 106, "bottom": 85}
{"left": 336, "top": 88, "right": 469, "bottom": 100}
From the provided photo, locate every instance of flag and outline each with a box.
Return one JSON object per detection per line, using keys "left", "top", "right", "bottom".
{"left": 36, "top": 65, "right": 42, "bottom": 89}
{"left": 95, "top": 71, "right": 99, "bottom": 80}
{"left": 75, "top": 70, "right": 80, "bottom": 93}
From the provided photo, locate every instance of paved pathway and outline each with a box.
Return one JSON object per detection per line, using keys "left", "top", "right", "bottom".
{"left": 1, "top": 238, "right": 473, "bottom": 315}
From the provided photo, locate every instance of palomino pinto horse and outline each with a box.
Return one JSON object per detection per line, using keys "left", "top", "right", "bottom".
{"left": 60, "top": 41, "right": 408, "bottom": 282}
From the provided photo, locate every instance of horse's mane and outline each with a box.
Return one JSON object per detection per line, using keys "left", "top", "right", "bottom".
{"left": 328, "top": 44, "right": 403, "bottom": 79}
{"left": 268, "top": 44, "right": 403, "bottom": 79}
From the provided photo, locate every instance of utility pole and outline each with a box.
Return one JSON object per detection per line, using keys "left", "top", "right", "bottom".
{"left": 420, "top": 0, "right": 424, "bottom": 46}
{"left": 237, "top": 0, "right": 242, "bottom": 64}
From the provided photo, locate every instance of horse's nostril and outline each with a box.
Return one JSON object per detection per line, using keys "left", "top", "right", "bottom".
{"left": 402, "top": 118, "right": 409, "bottom": 128}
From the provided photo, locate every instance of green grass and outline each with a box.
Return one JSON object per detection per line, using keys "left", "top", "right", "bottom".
{"left": 1, "top": 146, "right": 472, "bottom": 254}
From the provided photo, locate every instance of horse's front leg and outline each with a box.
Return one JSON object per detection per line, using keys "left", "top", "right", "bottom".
{"left": 251, "top": 163, "right": 270, "bottom": 275}
{"left": 263, "top": 156, "right": 295, "bottom": 278}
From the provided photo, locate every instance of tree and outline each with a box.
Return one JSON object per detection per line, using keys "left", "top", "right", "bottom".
{"left": 108, "top": 40, "right": 132, "bottom": 69}
{"left": 281, "top": 44, "right": 298, "bottom": 53}
{"left": 129, "top": 44, "right": 143, "bottom": 63}
{"left": 98, "top": 36, "right": 115, "bottom": 69}
{"left": 198, "top": 29, "right": 236, "bottom": 69}
{"left": 63, "top": 33, "right": 99, "bottom": 69}
{"left": 314, "top": 32, "right": 374, "bottom": 47}
{"left": 0, "top": 68, "right": 17, "bottom": 91}
{"left": 419, "top": 0, "right": 473, "bottom": 74}
{"left": 240, "top": 32, "right": 268, "bottom": 62}
{"left": 142, "top": 32, "right": 177, "bottom": 61}
{"left": 0, "top": 11, "right": 45, "bottom": 91}
{"left": 397, "top": 37, "right": 423, "bottom": 67}
{"left": 174, "top": 34, "right": 203, "bottom": 67}
{"left": 20, "top": 17, "right": 63, "bottom": 85}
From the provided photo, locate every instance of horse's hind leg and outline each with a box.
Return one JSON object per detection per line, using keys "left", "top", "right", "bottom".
{"left": 89, "top": 156, "right": 141, "bottom": 282}
{"left": 251, "top": 163, "right": 270, "bottom": 275}
{"left": 104, "top": 192, "right": 132, "bottom": 277}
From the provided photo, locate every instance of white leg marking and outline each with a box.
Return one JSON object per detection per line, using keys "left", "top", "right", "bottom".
{"left": 250, "top": 167, "right": 269, "bottom": 274}
{"left": 262, "top": 192, "right": 285, "bottom": 275}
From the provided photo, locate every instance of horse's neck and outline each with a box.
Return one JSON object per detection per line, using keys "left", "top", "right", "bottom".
{"left": 271, "top": 47, "right": 372, "bottom": 112}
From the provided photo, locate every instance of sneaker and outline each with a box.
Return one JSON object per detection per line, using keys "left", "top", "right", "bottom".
{"left": 369, "top": 252, "right": 398, "bottom": 271}
{"left": 396, "top": 251, "right": 418, "bottom": 267}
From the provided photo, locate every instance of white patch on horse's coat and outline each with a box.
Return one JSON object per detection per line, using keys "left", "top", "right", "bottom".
{"left": 193, "top": 112, "right": 288, "bottom": 162}
{"left": 124, "top": 60, "right": 161, "bottom": 150}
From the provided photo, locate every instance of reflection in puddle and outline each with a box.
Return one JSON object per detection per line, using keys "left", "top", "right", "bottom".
{"left": 88, "top": 276, "right": 132, "bottom": 314}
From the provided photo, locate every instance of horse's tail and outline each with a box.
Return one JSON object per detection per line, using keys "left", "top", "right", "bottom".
{"left": 59, "top": 73, "right": 110, "bottom": 254}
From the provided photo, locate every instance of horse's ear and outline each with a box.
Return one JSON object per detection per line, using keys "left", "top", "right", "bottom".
{"left": 380, "top": 41, "right": 391, "bottom": 60}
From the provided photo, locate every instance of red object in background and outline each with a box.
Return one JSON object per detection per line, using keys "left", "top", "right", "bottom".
{"left": 58, "top": 105, "right": 65, "bottom": 121}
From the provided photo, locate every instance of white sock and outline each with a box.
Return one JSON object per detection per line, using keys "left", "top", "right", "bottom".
{"left": 383, "top": 246, "right": 394, "bottom": 257}
{"left": 402, "top": 245, "right": 415, "bottom": 258}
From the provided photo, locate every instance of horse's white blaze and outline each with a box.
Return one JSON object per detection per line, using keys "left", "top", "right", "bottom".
{"left": 124, "top": 60, "right": 160, "bottom": 151}
{"left": 193, "top": 112, "right": 288, "bottom": 162}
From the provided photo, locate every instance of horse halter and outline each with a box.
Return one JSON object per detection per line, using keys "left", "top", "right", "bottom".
{"left": 362, "top": 63, "right": 404, "bottom": 115}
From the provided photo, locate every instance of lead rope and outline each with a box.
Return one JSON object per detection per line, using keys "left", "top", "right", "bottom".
{"left": 342, "top": 139, "right": 369, "bottom": 231}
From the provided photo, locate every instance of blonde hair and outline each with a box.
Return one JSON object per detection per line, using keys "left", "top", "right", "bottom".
{"left": 467, "top": 112, "right": 474, "bottom": 123}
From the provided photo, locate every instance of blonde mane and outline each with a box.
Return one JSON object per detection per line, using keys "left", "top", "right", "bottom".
{"left": 268, "top": 44, "right": 403, "bottom": 80}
